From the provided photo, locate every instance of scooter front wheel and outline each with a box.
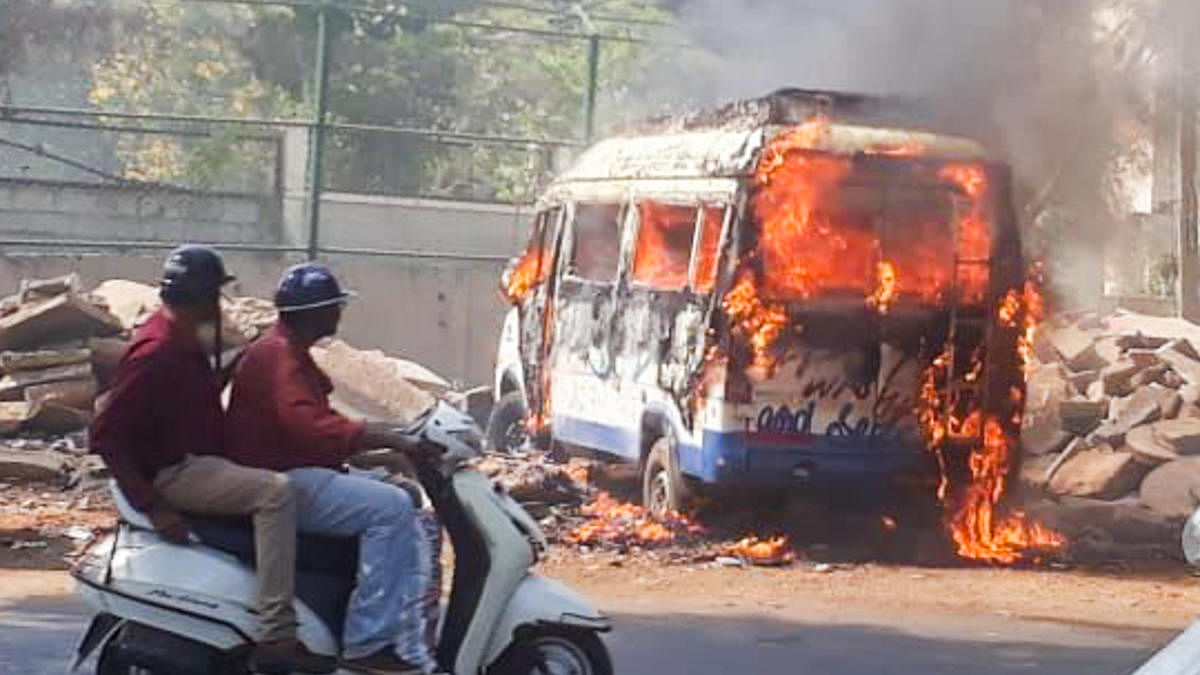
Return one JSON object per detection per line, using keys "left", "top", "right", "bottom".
{"left": 486, "top": 626, "right": 613, "bottom": 675}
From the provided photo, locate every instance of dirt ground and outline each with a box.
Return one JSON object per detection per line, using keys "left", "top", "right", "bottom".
{"left": 4, "top": 477, "right": 1200, "bottom": 638}
{"left": 538, "top": 548, "right": 1200, "bottom": 635}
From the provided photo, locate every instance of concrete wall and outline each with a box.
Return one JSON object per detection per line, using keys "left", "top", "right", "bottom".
{"left": 0, "top": 179, "right": 530, "bottom": 387}
{"left": 0, "top": 179, "right": 283, "bottom": 245}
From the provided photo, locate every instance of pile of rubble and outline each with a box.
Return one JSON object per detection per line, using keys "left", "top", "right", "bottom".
{"left": 1023, "top": 310, "right": 1200, "bottom": 536}
{"left": 0, "top": 274, "right": 125, "bottom": 437}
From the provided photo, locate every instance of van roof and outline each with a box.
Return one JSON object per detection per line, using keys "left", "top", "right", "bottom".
{"left": 556, "top": 124, "right": 991, "bottom": 185}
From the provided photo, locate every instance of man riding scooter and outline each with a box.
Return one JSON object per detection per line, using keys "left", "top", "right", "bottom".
{"left": 224, "top": 263, "right": 438, "bottom": 674}
{"left": 89, "top": 245, "right": 335, "bottom": 675}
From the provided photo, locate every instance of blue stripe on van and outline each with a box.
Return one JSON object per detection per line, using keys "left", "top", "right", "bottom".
{"left": 554, "top": 415, "right": 931, "bottom": 490}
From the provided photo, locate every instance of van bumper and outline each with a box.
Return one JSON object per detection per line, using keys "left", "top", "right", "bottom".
{"left": 678, "top": 430, "right": 935, "bottom": 494}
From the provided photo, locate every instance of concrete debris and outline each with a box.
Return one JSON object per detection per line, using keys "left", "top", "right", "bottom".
{"left": 1045, "top": 445, "right": 1149, "bottom": 500}
{"left": 0, "top": 348, "right": 90, "bottom": 373}
{"left": 312, "top": 340, "right": 438, "bottom": 422}
{"left": 0, "top": 362, "right": 93, "bottom": 401}
{"left": 475, "top": 454, "right": 586, "bottom": 505}
{"left": 0, "top": 292, "right": 122, "bottom": 351}
{"left": 1059, "top": 399, "right": 1108, "bottom": 436}
{"left": 1139, "top": 457, "right": 1200, "bottom": 519}
{"left": 25, "top": 379, "right": 98, "bottom": 410}
{"left": 0, "top": 447, "right": 70, "bottom": 482}
{"left": 1124, "top": 425, "right": 1180, "bottom": 465}
{"left": 1025, "top": 310, "right": 1200, "bottom": 545}
{"left": 1150, "top": 419, "right": 1200, "bottom": 456}
{"left": 89, "top": 279, "right": 160, "bottom": 330}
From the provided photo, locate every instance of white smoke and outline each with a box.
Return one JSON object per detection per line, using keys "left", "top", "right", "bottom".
{"left": 623, "top": 0, "right": 1187, "bottom": 306}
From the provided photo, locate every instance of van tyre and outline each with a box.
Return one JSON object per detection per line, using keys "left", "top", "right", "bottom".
{"left": 642, "top": 437, "right": 690, "bottom": 519}
{"left": 486, "top": 391, "right": 529, "bottom": 454}
{"left": 486, "top": 626, "right": 613, "bottom": 675}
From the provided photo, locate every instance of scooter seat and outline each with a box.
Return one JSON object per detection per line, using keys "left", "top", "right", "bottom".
{"left": 184, "top": 514, "right": 359, "bottom": 577}
{"left": 185, "top": 514, "right": 358, "bottom": 640}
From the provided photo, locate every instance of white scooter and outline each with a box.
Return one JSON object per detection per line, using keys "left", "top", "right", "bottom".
{"left": 1130, "top": 507, "right": 1200, "bottom": 675}
{"left": 70, "top": 401, "right": 613, "bottom": 675}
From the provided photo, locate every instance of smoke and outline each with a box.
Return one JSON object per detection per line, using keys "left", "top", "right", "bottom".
{"left": 631, "top": 0, "right": 1193, "bottom": 306}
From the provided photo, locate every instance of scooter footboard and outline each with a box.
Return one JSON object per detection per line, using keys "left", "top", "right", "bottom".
{"left": 481, "top": 575, "right": 611, "bottom": 667}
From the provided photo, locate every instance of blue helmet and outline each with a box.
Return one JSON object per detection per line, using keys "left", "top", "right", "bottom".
{"left": 160, "top": 245, "right": 235, "bottom": 306}
{"left": 274, "top": 263, "right": 354, "bottom": 313}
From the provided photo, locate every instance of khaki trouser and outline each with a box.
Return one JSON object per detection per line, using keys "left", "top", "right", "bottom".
{"left": 153, "top": 454, "right": 298, "bottom": 642}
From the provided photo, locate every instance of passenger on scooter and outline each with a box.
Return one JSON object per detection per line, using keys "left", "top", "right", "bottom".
{"left": 224, "top": 262, "right": 438, "bottom": 675}
{"left": 89, "top": 245, "right": 335, "bottom": 675}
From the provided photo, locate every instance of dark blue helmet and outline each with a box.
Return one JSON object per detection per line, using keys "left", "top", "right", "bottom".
{"left": 274, "top": 263, "right": 354, "bottom": 313}
{"left": 160, "top": 245, "right": 235, "bottom": 306}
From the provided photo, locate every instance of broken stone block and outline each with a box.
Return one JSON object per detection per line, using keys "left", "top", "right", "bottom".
{"left": 1027, "top": 364, "right": 1073, "bottom": 408}
{"left": 1140, "top": 457, "right": 1200, "bottom": 519}
{"left": 1047, "top": 445, "right": 1148, "bottom": 500}
{"left": 1158, "top": 346, "right": 1200, "bottom": 387}
{"left": 1152, "top": 418, "right": 1200, "bottom": 456}
{"left": 1119, "top": 333, "right": 1171, "bottom": 351}
{"left": 1131, "top": 363, "right": 1173, "bottom": 389}
{"left": 0, "top": 401, "right": 33, "bottom": 434}
{"left": 1101, "top": 360, "right": 1142, "bottom": 397}
{"left": 0, "top": 348, "right": 91, "bottom": 374}
{"left": 1161, "top": 389, "right": 1185, "bottom": 420}
{"left": 1124, "top": 425, "right": 1180, "bottom": 465}
{"left": 1111, "top": 386, "right": 1171, "bottom": 431}
{"left": 1166, "top": 338, "right": 1200, "bottom": 361}
{"left": 1059, "top": 399, "right": 1108, "bottom": 436}
{"left": 0, "top": 447, "right": 67, "bottom": 482}
{"left": 0, "top": 362, "right": 93, "bottom": 401}
{"left": 1044, "top": 325, "right": 1099, "bottom": 370}
{"left": 0, "top": 293, "right": 123, "bottom": 351}
{"left": 1042, "top": 436, "right": 1089, "bottom": 486}
{"left": 24, "top": 401, "right": 89, "bottom": 434}
{"left": 1021, "top": 412, "right": 1072, "bottom": 456}
{"left": 1126, "top": 349, "right": 1162, "bottom": 369}
{"left": 1162, "top": 369, "right": 1187, "bottom": 390}
{"left": 24, "top": 378, "right": 97, "bottom": 410}
{"left": 89, "top": 279, "right": 159, "bottom": 331}
{"left": 1066, "top": 370, "right": 1100, "bottom": 395}
{"left": 1088, "top": 420, "right": 1130, "bottom": 448}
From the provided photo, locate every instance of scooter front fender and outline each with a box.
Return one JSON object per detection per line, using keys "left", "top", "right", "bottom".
{"left": 481, "top": 575, "right": 610, "bottom": 667}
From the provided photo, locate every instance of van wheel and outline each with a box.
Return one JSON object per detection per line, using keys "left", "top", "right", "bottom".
{"left": 486, "top": 391, "right": 529, "bottom": 454}
{"left": 642, "top": 437, "right": 690, "bottom": 519}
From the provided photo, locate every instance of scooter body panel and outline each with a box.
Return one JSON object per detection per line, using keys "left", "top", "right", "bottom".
{"left": 482, "top": 575, "right": 609, "bottom": 665}
{"left": 449, "top": 470, "right": 537, "bottom": 674}
{"left": 74, "top": 528, "right": 340, "bottom": 655}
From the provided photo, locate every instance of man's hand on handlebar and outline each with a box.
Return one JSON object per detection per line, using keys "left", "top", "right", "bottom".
{"left": 148, "top": 505, "right": 191, "bottom": 544}
{"left": 361, "top": 421, "right": 412, "bottom": 450}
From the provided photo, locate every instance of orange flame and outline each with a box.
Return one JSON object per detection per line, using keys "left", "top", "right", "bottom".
{"left": 917, "top": 278, "right": 1065, "bottom": 564}
{"left": 566, "top": 491, "right": 704, "bottom": 546}
{"left": 722, "top": 272, "right": 791, "bottom": 372}
{"left": 870, "top": 260, "right": 898, "bottom": 314}
{"left": 632, "top": 202, "right": 695, "bottom": 290}
{"left": 504, "top": 249, "right": 546, "bottom": 302}
{"left": 722, "top": 536, "right": 796, "bottom": 566}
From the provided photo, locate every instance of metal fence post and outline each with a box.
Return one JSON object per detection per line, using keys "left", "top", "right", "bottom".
{"left": 583, "top": 34, "right": 600, "bottom": 146}
{"left": 306, "top": 4, "right": 332, "bottom": 261}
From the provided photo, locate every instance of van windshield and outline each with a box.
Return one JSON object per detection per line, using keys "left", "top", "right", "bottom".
{"left": 751, "top": 155, "right": 992, "bottom": 306}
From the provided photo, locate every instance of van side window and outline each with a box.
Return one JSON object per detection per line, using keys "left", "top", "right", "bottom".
{"left": 632, "top": 202, "right": 697, "bottom": 290}
{"left": 570, "top": 204, "right": 623, "bottom": 282}
{"left": 693, "top": 205, "right": 726, "bottom": 293}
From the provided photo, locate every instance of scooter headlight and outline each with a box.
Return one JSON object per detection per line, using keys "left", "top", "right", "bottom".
{"left": 1182, "top": 508, "right": 1200, "bottom": 566}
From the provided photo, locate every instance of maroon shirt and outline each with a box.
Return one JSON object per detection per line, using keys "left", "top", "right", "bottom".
{"left": 89, "top": 309, "right": 224, "bottom": 512}
{"left": 224, "top": 323, "right": 365, "bottom": 472}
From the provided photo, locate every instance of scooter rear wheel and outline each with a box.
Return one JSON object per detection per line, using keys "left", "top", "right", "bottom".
{"left": 95, "top": 623, "right": 236, "bottom": 675}
{"left": 486, "top": 626, "right": 613, "bottom": 675}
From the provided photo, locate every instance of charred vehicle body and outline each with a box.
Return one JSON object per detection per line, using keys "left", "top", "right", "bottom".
{"left": 492, "top": 89, "right": 1027, "bottom": 517}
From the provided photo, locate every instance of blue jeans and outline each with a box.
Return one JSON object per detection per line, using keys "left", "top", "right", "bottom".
{"left": 287, "top": 467, "right": 436, "bottom": 671}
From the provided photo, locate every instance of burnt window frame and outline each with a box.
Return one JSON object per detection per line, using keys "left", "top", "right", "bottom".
{"left": 562, "top": 200, "right": 629, "bottom": 285}
{"left": 628, "top": 199, "right": 733, "bottom": 294}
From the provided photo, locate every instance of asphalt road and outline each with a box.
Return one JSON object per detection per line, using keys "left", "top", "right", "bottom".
{"left": 0, "top": 594, "right": 1163, "bottom": 675}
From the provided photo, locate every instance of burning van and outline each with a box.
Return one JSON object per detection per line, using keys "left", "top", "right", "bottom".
{"left": 492, "top": 89, "right": 1029, "bottom": 520}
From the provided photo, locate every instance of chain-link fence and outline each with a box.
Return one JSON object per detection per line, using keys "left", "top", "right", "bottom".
{"left": 0, "top": 0, "right": 686, "bottom": 383}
